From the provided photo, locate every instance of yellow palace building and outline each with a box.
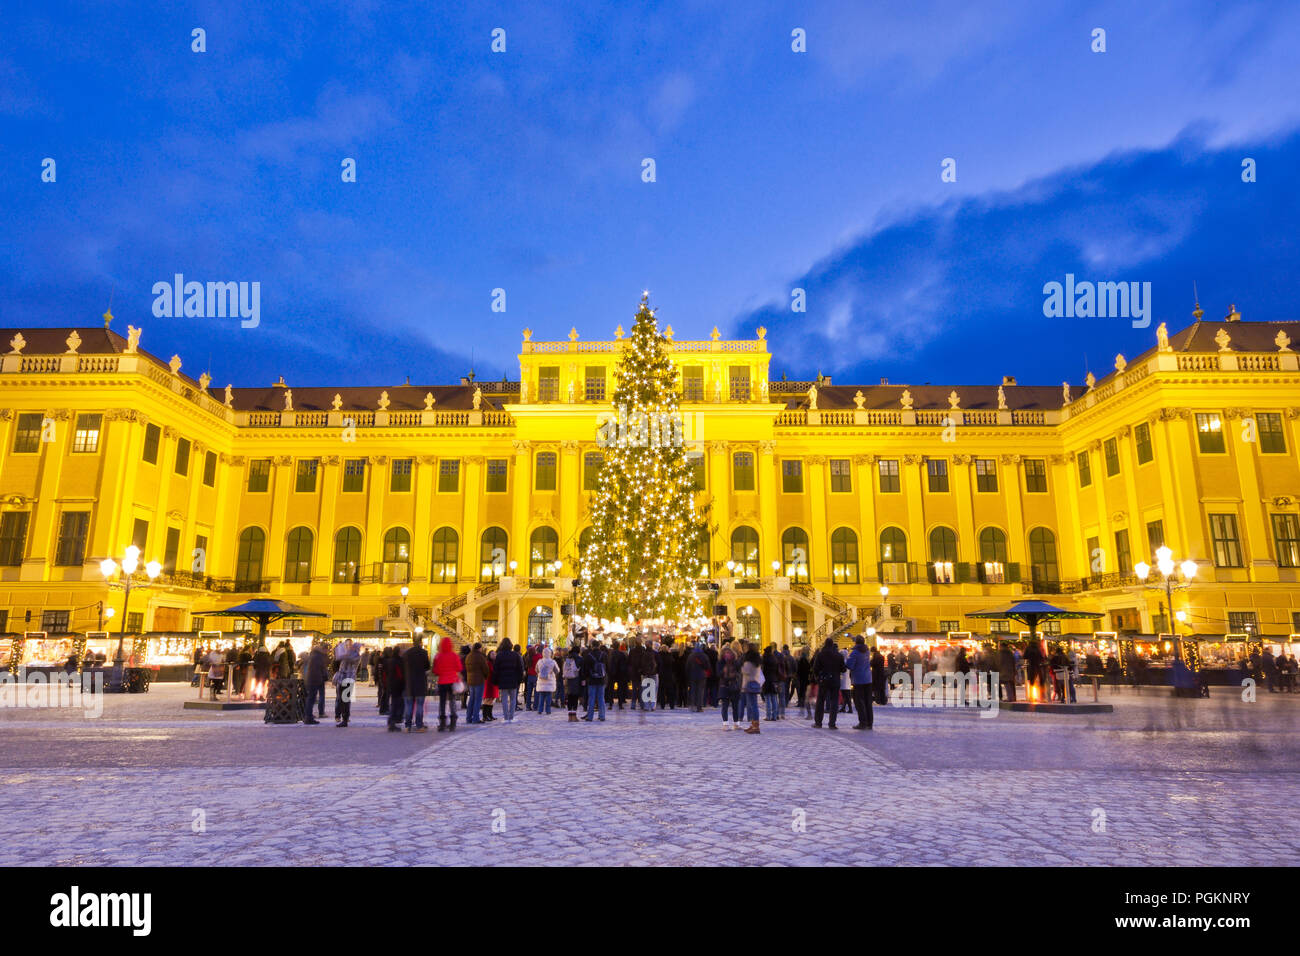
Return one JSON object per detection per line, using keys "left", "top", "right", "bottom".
{"left": 1, "top": 306, "right": 1299, "bottom": 656}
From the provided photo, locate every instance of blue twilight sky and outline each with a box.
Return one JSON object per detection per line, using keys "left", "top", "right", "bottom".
{"left": 1, "top": 1, "right": 1298, "bottom": 390}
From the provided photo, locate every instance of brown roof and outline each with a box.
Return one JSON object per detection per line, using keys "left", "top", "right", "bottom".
{"left": 229, "top": 384, "right": 497, "bottom": 413}
{"left": 796, "top": 383, "right": 1061, "bottom": 412}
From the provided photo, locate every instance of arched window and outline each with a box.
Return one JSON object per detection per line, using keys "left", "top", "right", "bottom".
{"left": 1028, "top": 528, "right": 1059, "bottom": 585}
{"left": 879, "top": 527, "right": 908, "bottom": 563}
{"left": 781, "top": 527, "right": 810, "bottom": 583}
{"left": 431, "top": 527, "right": 458, "bottom": 583}
{"left": 333, "top": 527, "right": 361, "bottom": 583}
{"left": 979, "top": 527, "right": 1008, "bottom": 583}
{"left": 729, "top": 526, "right": 760, "bottom": 579}
{"left": 696, "top": 534, "right": 710, "bottom": 577}
{"left": 382, "top": 527, "right": 411, "bottom": 584}
{"left": 236, "top": 527, "right": 264, "bottom": 586}
{"left": 831, "top": 528, "right": 859, "bottom": 584}
{"left": 929, "top": 526, "right": 958, "bottom": 583}
{"left": 576, "top": 527, "right": 593, "bottom": 577}
{"left": 283, "top": 526, "right": 313, "bottom": 583}
{"left": 530, "top": 526, "right": 559, "bottom": 577}
{"left": 480, "top": 527, "right": 508, "bottom": 582}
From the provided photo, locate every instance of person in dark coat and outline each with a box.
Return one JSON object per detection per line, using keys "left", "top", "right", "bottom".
{"left": 657, "top": 638, "right": 677, "bottom": 709}
{"left": 686, "top": 642, "right": 710, "bottom": 711}
{"left": 581, "top": 641, "right": 608, "bottom": 721}
{"left": 795, "top": 647, "right": 812, "bottom": 713}
{"left": 376, "top": 646, "right": 391, "bottom": 714}
{"left": 383, "top": 648, "right": 405, "bottom": 732}
{"left": 608, "top": 642, "right": 629, "bottom": 710}
{"left": 870, "top": 646, "right": 887, "bottom": 705}
{"left": 402, "top": 635, "right": 430, "bottom": 732}
{"left": 705, "top": 643, "right": 720, "bottom": 707}
{"left": 761, "top": 645, "right": 781, "bottom": 720}
{"left": 303, "top": 642, "right": 329, "bottom": 724}
{"left": 493, "top": 638, "right": 524, "bottom": 723}
{"left": 628, "top": 638, "right": 647, "bottom": 710}
{"left": 813, "top": 638, "right": 845, "bottom": 729}
{"left": 998, "top": 642, "right": 1017, "bottom": 701}
{"left": 251, "top": 641, "right": 272, "bottom": 702}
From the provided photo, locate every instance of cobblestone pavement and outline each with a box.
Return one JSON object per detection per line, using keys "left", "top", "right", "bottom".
{"left": 0, "top": 683, "right": 1296, "bottom": 866}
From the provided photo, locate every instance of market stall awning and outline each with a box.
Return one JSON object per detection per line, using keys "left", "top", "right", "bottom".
{"left": 194, "top": 600, "right": 327, "bottom": 637}
{"left": 967, "top": 600, "right": 1102, "bottom": 637}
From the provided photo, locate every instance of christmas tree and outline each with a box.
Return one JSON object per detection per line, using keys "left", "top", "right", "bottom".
{"left": 576, "top": 294, "right": 711, "bottom": 626}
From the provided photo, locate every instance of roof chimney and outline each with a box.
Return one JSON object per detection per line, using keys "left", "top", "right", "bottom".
{"left": 1002, "top": 376, "right": 1017, "bottom": 386}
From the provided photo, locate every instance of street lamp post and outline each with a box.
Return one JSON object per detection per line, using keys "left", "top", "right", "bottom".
{"left": 878, "top": 585, "right": 889, "bottom": 626}
{"left": 100, "top": 546, "right": 161, "bottom": 693}
{"left": 1134, "top": 547, "right": 1198, "bottom": 660}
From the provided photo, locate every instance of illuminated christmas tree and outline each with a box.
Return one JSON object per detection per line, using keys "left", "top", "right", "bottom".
{"left": 576, "top": 294, "right": 710, "bottom": 626}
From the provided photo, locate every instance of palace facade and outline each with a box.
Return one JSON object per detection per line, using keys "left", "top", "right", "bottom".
{"left": 1, "top": 309, "right": 1299, "bottom": 650}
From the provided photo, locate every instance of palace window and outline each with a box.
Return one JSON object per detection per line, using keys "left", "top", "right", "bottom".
{"left": 163, "top": 527, "right": 180, "bottom": 572}
{"left": 247, "top": 458, "right": 271, "bottom": 493}
{"left": 535, "top": 452, "right": 557, "bottom": 491}
{"left": 55, "top": 512, "right": 89, "bottom": 567}
{"left": 1258, "top": 412, "right": 1287, "bottom": 454}
{"left": 141, "top": 422, "right": 161, "bottom": 464}
{"left": 72, "top": 413, "right": 102, "bottom": 453}
{"left": 13, "top": 413, "right": 43, "bottom": 454}
{"left": 295, "top": 459, "right": 317, "bottom": 493}
{"left": 438, "top": 459, "right": 460, "bottom": 493}
{"left": 879, "top": 527, "right": 908, "bottom": 563}
{"left": 585, "top": 367, "right": 606, "bottom": 402}
{"left": 929, "top": 527, "right": 958, "bottom": 583}
{"left": 926, "top": 458, "right": 949, "bottom": 493}
{"left": 729, "top": 526, "right": 759, "bottom": 579}
{"left": 132, "top": 518, "right": 148, "bottom": 552}
{"left": 1104, "top": 438, "right": 1120, "bottom": 477}
{"left": 878, "top": 459, "right": 900, "bottom": 493}
{"left": 390, "top": 458, "right": 413, "bottom": 493}
{"left": 1076, "top": 450, "right": 1092, "bottom": 487}
{"left": 194, "top": 534, "right": 208, "bottom": 573}
{"left": 284, "top": 527, "right": 313, "bottom": 583}
{"left": 728, "top": 367, "right": 750, "bottom": 402}
{"left": 382, "top": 528, "right": 411, "bottom": 584}
{"left": 42, "top": 610, "right": 70, "bottom": 633}
{"left": 1228, "top": 611, "right": 1259, "bottom": 635}
{"left": 342, "top": 458, "right": 365, "bottom": 493}
{"left": 235, "top": 527, "right": 265, "bottom": 585}
{"left": 333, "top": 619, "right": 354, "bottom": 632}
{"left": 687, "top": 451, "right": 705, "bottom": 490}
{"left": 781, "top": 527, "right": 810, "bottom": 583}
{"left": 480, "top": 527, "right": 508, "bottom": 581}
{"left": 975, "top": 458, "right": 998, "bottom": 493}
{"left": 175, "top": 437, "right": 191, "bottom": 476}
{"left": 732, "top": 452, "right": 755, "bottom": 491}
{"left": 1208, "top": 513, "right": 1243, "bottom": 568}
{"left": 431, "top": 528, "right": 458, "bottom": 582}
{"left": 485, "top": 458, "right": 507, "bottom": 493}
{"left": 831, "top": 528, "right": 859, "bottom": 584}
{"left": 333, "top": 528, "right": 362, "bottom": 583}
{"left": 1024, "top": 458, "right": 1047, "bottom": 493}
{"left": 1196, "top": 413, "right": 1225, "bottom": 454}
{"left": 0, "top": 512, "right": 29, "bottom": 566}
{"left": 1146, "top": 520, "right": 1164, "bottom": 560}
{"left": 979, "top": 527, "right": 1007, "bottom": 583}
{"left": 1271, "top": 514, "right": 1300, "bottom": 568}
{"left": 1028, "top": 528, "right": 1059, "bottom": 584}
{"left": 681, "top": 366, "right": 704, "bottom": 402}
{"left": 537, "top": 366, "right": 560, "bottom": 402}
{"left": 1114, "top": 528, "right": 1132, "bottom": 574}
{"left": 829, "top": 458, "right": 851, "bottom": 493}
{"left": 781, "top": 459, "right": 803, "bottom": 493}
{"left": 583, "top": 452, "right": 603, "bottom": 491}
{"left": 203, "top": 450, "right": 217, "bottom": 487}
{"left": 1134, "top": 422, "right": 1153, "bottom": 464}
{"left": 530, "top": 527, "right": 559, "bottom": 577}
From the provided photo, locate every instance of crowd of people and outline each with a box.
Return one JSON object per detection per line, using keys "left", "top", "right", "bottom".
{"left": 241, "top": 633, "right": 885, "bottom": 733}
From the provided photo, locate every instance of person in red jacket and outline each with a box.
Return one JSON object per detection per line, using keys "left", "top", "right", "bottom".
{"left": 433, "top": 637, "right": 462, "bottom": 732}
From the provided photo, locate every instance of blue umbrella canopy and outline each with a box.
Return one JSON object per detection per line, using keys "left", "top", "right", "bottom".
{"left": 196, "top": 599, "right": 327, "bottom": 618}
{"left": 967, "top": 600, "right": 1103, "bottom": 620}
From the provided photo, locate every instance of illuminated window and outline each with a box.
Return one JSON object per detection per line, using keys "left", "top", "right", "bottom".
{"left": 1196, "top": 413, "right": 1225, "bottom": 454}
{"left": 781, "top": 527, "right": 810, "bottom": 582}
{"left": 831, "top": 528, "right": 859, "bottom": 584}
{"left": 72, "top": 414, "right": 102, "bottom": 453}
{"left": 284, "top": 527, "right": 313, "bottom": 583}
{"left": 729, "top": 526, "right": 759, "bottom": 578}
{"left": 431, "top": 527, "right": 459, "bottom": 582}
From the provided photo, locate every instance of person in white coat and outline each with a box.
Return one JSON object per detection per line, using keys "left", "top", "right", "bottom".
{"left": 535, "top": 646, "right": 559, "bottom": 715}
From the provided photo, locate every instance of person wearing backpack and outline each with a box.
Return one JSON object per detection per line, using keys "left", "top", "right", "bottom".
{"left": 563, "top": 647, "right": 583, "bottom": 721}
{"left": 582, "top": 640, "right": 607, "bottom": 722}
{"left": 535, "top": 646, "right": 559, "bottom": 715}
